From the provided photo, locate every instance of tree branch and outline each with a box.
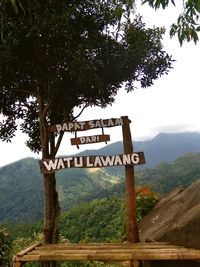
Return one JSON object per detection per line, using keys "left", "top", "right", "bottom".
{"left": 52, "top": 131, "right": 64, "bottom": 158}
{"left": 73, "top": 103, "right": 89, "bottom": 120}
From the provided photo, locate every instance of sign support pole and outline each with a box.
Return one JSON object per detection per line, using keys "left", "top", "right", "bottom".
{"left": 122, "top": 116, "right": 139, "bottom": 243}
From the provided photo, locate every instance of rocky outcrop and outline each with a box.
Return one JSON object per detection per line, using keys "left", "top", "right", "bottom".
{"left": 139, "top": 179, "right": 200, "bottom": 266}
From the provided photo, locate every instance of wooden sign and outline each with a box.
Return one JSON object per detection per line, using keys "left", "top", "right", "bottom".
{"left": 71, "top": 134, "right": 110, "bottom": 146}
{"left": 39, "top": 152, "right": 145, "bottom": 174}
{"left": 48, "top": 117, "right": 129, "bottom": 133}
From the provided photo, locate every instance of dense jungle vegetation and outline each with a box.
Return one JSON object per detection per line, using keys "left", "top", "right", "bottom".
{"left": 1, "top": 187, "right": 158, "bottom": 266}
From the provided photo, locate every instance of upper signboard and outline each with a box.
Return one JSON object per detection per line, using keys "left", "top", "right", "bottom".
{"left": 48, "top": 117, "right": 130, "bottom": 132}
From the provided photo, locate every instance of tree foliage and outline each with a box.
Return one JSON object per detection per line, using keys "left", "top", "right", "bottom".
{"left": 135, "top": 186, "right": 159, "bottom": 222}
{"left": 142, "top": 0, "right": 200, "bottom": 44}
{"left": 137, "top": 152, "right": 200, "bottom": 194}
{"left": 0, "top": 0, "right": 172, "bottom": 152}
{"left": 60, "top": 188, "right": 158, "bottom": 243}
{"left": 0, "top": 228, "right": 12, "bottom": 266}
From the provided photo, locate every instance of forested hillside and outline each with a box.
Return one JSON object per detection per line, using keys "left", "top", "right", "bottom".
{"left": 1, "top": 132, "right": 200, "bottom": 222}
{"left": 59, "top": 188, "right": 158, "bottom": 243}
{"left": 137, "top": 153, "right": 200, "bottom": 194}
{"left": 0, "top": 158, "right": 122, "bottom": 222}
{"left": 0, "top": 158, "right": 43, "bottom": 222}
{"left": 2, "top": 188, "right": 158, "bottom": 243}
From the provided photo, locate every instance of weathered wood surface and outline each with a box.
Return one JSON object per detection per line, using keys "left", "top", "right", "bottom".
{"left": 16, "top": 241, "right": 43, "bottom": 256}
{"left": 71, "top": 134, "right": 110, "bottom": 145}
{"left": 48, "top": 117, "right": 129, "bottom": 133}
{"left": 122, "top": 116, "right": 139, "bottom": 243}
{"left": 39, "top": 152, "right": 145, "bottom": 174}
{"left": 13, "top": 242, "right": 200, "bottom": 265}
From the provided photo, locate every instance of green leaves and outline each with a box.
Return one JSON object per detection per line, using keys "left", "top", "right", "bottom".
{"left": 136, "top": 187, "right": 159, "bottom": 222}
{"left": 60, "top": 189, "right": 158, "bottom": 243}
{"left": 170, "top": 20, "right": 199, "bottom": 45}
{"left": 0, "top": 228, "right": 12, "bottom": 266}
{"left": 170, "top": 0, "right": 200, "bottom": 45}
{"left": 60, "top": 197, "right": 126, "bottom": 243}
{"left": 143, "top": 0, "right": 200, "bottom": 44}
{"left": 137, "top": 152, "right": 200, "bottom": 195}
{"left": 0, "top": 0, "right": 172, "bottom": 152}
{"left": 9, "top": 0, "right": 18, "bottom": 13}
{"left": 142, "top": 0, "right": 175, "bottom": 9}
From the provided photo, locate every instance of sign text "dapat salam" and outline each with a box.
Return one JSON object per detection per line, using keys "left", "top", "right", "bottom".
{"left": 48, "top": 118, "right": 125, "bottom": 133}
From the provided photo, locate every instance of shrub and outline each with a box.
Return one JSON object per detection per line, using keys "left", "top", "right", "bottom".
{"left": 0, "top": 228, "right": 12, "bottom": 266}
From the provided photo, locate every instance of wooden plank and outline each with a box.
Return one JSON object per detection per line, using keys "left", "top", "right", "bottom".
{"left": 39, "top": 152, "right": 145, "bottom": 174}
{"left": 71, "top": 134, "right": 110, "bottom": 146}
{"left": 39, "top": 242, "right": 146, "bottom": 247}
{"left": 35, "top": 243, "right": 172, "bottom": 250}
{"left": 16, "top": 241, "right": 43, "bottom": 256}
{"left": 19, "top": 248, "right": 200, "bottom": 256}
{"left": 28, "top": 248, "right": 193, "bottom": 256}
{"left": 14, "top": 253, "right": 133, "bottom": 261}
{"left": 48, "top": 117, "right": 129, "bottom": 133}
{"left": 28, "top": 244, "right": 192, "bottom": 251}
{"left": 15, "top": 251, "right": 200, "bottom": 262}
{"left": 13, "top": 242, "right": 200, "bottom": 264}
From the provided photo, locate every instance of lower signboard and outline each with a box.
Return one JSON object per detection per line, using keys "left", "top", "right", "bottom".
{"left": 39, "top": 152, "right": 145, "bottom": 174}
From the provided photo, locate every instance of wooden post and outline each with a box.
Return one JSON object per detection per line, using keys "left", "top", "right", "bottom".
{"left": 12, "top": 261, "right": 24, "bottom": 267}
{"left": 122, "top": 116, "right": 139, "bottom": 243}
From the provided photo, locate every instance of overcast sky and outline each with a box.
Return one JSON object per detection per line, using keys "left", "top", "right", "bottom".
{"left": 1, "top": 4, "right": 200, "bottom": 167}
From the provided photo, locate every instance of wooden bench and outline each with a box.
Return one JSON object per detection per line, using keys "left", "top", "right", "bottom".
{"left": 13, "top": 242, "right": 200, "bottom": 267}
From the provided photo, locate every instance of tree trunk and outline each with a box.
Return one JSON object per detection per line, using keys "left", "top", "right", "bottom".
{"left": 43, "top": 172, "right": 60, "bottom": 244}
{"left": 37, "top": 94, "right": 61, "bottom": 245}
{"left": 42, "top": 171, "right": 60, "bottom": 267}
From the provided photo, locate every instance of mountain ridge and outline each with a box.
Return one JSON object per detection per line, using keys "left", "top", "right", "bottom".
{"left": 74, "top": 131, "right": 200, "bottom": 163}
